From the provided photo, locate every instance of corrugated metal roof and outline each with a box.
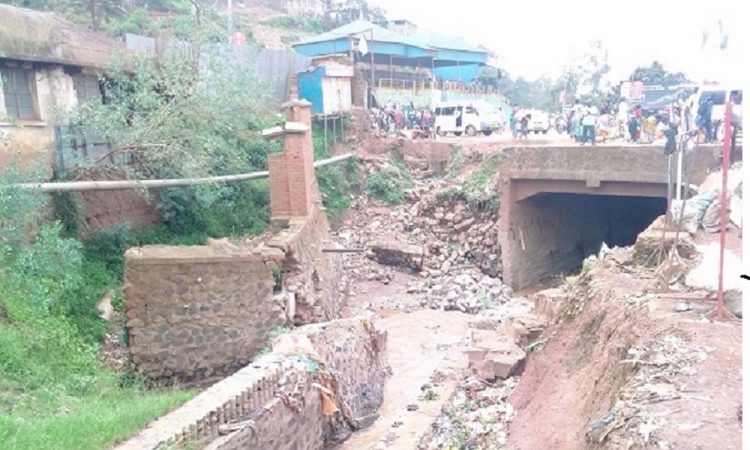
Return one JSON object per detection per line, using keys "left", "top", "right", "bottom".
{"left": 407, "top": 30, "right": 485, "bottom": 53}
{"left": 293, "top": 20, "right": 430, "bottom": 49}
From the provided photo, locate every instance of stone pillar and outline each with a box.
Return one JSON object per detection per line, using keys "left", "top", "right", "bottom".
{"left": 267, "top": 100, "right": 316, "bottom": 223}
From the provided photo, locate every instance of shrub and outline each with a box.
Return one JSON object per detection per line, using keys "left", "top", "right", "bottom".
{"left": 367, "top": 169, "right": 406, "bottom": 204}
{"left": 263, "top": 15, "right": 324, "bottom": 34}
{"left": 367, "top": 154, "right": 413, "bottom": 204}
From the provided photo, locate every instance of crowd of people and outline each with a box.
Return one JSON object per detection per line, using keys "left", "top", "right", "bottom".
{"left": 564, "top": 88, "right": 735, "bottom": 146}
{"left": 376, "top": 102, "right": 435, "bottom": 139}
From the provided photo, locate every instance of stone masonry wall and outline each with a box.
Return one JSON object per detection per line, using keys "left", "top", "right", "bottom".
{"left": 115, "top": 318, "right": 388, "bottom": 450}
{"left": 123, "top": 242, "right": 286, "bottom": 382}
{"left": 269, "top": 207, "right": 343, "bottom": 325}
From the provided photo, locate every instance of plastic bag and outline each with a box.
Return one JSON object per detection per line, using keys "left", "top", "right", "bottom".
{"left": 671, "top": 190, "right": 717, "bottom": 234}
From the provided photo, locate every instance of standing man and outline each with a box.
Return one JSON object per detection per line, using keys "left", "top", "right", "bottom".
{"left": 519, "top": 113, "right": 531, "bottom": 139}
{"left": 510, "top": 104, "right": 519, "bottom": 138}
{"left": 617, "top": 98, "right": 629, "bottom": 138}
{"left": 581, "top": 103, "right": 598, "bottom": 145}
{"left": 696, "top": 96, "right": 714, "bottom": 142}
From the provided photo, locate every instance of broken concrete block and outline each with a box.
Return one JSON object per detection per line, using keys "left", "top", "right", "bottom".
{"left": 467, "top": 329, "right": 526, "bottom": 381}
{"left": 368, "top": 243, "right": 424, "bottom": 269}
{"left": 504, "top": 313, "right": 546, "bottom": 347}
{"left": 465, "top": 347, "right": 488, "bottom": 365}
{"left": 454, "top": 217, "right": 475, "bottom": 232}
{"left": 491, "top": 353, "right": 524, "bottom": 379}
{"left": 534, "top": 287, "right": 566, "bottom": 318}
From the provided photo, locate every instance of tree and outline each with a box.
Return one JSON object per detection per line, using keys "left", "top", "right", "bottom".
{"left": 497, "top": 75, "right": 557, "bottom": 111}
{"left": 62, "top": 50, "right": 279, "bottom": 236}
{"left": 552, "top": 41, "right": 613, "bottom": 106}
{"left": 3, "top": 0, "right": 126, "bottom": 31}
{"left": 630, "top": 61, "right": 689, "bottom": 85}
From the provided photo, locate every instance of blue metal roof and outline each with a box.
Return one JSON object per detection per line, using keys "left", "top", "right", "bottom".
{"left": 292, "top": 20, "right": 488, "bottom": 64}
{"left": 294, "top": 20, "right": 428, "bottom": 49}
{"left": 407, "top": 30, "right": 485, "bottom": 53}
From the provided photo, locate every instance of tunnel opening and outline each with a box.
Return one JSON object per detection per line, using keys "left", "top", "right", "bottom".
{"left": 542, "top": 192, "right": 666, "bottom": 261}
{"left": 502, "top": 190, "right": 667, "bottom": 288}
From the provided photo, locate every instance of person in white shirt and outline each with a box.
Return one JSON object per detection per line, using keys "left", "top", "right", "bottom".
{"left": 581, "top": 103, "right": 598, "bottom": 145}
{"left": 617, "top": 99, "right": 629, "bottom": 138}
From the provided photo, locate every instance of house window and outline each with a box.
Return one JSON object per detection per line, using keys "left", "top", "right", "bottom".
{"left": 71, "top": 73, "right": 102, "bottom": 105}
{"left": 0, "top": 67, "right": 37, "bottom": 120}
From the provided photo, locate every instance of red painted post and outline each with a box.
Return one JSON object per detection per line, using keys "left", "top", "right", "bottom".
{"left": 716, "top": 99, "right": 733, "bottom": 315}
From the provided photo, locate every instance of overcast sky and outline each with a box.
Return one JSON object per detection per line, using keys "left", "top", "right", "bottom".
{"left": 369, "top": 0, "right": 745, "bottom": 84}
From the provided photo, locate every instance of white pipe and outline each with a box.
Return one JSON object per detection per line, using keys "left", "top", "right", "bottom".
{"left": 6, "top": 153, "right": 355, "bottom": 193}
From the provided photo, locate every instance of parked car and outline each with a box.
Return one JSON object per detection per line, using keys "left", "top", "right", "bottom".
{"left": 433, "top": 102, "right": 496, "bottom": 137}
{"left": 475, "top": 102, "right": 505, "bottom": 135}
{"left": 515, "top": 109, "right": 551, "bottom": 134}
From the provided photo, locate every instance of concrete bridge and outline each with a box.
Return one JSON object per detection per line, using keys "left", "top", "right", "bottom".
{"left": 497, "top": 144, "right": 721, "bottom": 289}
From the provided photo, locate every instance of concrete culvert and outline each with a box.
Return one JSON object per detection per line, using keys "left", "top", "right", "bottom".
{"left": 501, "top": 192, "right": 666, "bottom": 288}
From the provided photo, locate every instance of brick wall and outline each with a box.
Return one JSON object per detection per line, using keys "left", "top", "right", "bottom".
{"left": 123, "top": 242, "right": 287, "bottom": 382}
{"left": 115, "top": 318, "right": 389, "bottom": 450}
{"left": 78, "top": 188, "right": 162, "bottom": 233}
{"left": 268, "top": 100, "right": 316, "bottom": 220}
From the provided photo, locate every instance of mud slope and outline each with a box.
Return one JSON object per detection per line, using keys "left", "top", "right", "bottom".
{"left": 507, "top": 252, "right": 742, "bottom": 450}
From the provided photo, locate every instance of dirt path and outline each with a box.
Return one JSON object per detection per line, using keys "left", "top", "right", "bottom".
{"left": 338, "top": 309, "right": 470, "bottom": 450}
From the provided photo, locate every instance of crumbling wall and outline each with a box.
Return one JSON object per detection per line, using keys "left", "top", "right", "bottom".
{"left": 115, "top": 318, "right": 388, "bottom": 450}
{"left": 77, "top": 188, "right": 162, "bottom": 232}
{"left": 207, "top": 369, "right": 326, "bottom": 450}
{"left": 269, "top": 207, "right": 343, "bottom": 325}
{"left": 306, "top": 318, "right": 388, "bottom": 421}
{"left": 123, "top": 242, "right": 287, "bottom": 382}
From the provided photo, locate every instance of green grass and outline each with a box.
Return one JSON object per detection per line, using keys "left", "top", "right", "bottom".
{"left": 0, "top": 279, "right": 195, "bottom": 450}
{"left": 434, "top": 152, "right": 502, "bottom": 212}
{"left": 0, "top": 385, "right": 193, "bottom": 450}
{"left": 445, "top": 145, "right": 464, "bottom": 179}
{"left": 464, "top": 152, "right": 502, "bottom": 191}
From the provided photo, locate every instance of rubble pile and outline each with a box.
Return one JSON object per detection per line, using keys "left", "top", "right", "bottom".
{"left": 409, "top": 189, "right": 501, "bottom": 277}
{"left": 407, "top": 268, "right": 513, "bottom": 313}
{"left": 420, "top": 376, "right": 517, "bottom": 450}
{"left": 338, "top": 188, "right": 501, "bottom": 278}
{"left": 332, "top": 150, "right": 511, "bottom": 318}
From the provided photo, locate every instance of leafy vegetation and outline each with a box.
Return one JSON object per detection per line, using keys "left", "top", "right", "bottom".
{"left": 629, "top": 60, "right": 688, "bottom": 85}
{"left": 444, "top": 145, "right": 464, "bottom": 180}
{"left": 312, "top": 120, "right": 360, "bottom": 216}
{"left": 0, "top": 173, "right": 194, "bottom": 450}
{"left": 435, "top": 152, "right": 501, "bottom": 211}
{"left": 1, "top": 1, "right": 225, "bottom": 39}
{"left": 263, "top": 15, "right": 324, "bottom": 34}
{"left": 62, "top": 48, "right": 282, "bottom": 239}
{"left": 366, "top": 153, "right": 413, "bottom": 204}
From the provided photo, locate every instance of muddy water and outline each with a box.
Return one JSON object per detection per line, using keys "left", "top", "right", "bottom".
{"left": 336, "top": 309, "right": 470, "bottom": 449}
